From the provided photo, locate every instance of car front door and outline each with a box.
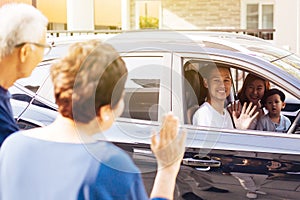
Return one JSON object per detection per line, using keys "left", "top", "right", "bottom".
{"left": 172, "top": 52, "right": 300, "bottom": 199}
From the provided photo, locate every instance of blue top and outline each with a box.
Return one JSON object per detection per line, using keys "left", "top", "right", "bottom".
{"left": 0, "top": 86, "right": 19, "bottom": 147}
{"left": 256, "top": 114, "right": 291, "bottom": 133}
{"left": 0, "top": 132, "right": 167, "bottom": 200}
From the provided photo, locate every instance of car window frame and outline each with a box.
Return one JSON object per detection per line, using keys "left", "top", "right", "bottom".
{"left": 174, "top": 52, "right": 300, "bottom": 136}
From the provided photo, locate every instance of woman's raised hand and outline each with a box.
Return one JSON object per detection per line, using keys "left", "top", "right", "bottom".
{"left": 232, "top": 102, "right": 259, "bottom": 130}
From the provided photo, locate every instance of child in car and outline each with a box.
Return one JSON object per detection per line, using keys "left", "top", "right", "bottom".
{"left": 256, "top": 88, "right": 291, "bottom": 132}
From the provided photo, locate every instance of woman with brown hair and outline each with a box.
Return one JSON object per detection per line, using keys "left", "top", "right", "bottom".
{"left": 238, "top": 74, "right": 271, "bottom": 106}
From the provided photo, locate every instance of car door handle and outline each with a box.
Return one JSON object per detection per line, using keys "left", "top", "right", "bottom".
{"left": 182, "top": 158, "right": 221, "bottom": 168}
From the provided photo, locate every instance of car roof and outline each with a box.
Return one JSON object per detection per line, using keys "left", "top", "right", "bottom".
{"left": 46, "top": 30, "right": 291, "bottom": 57}
{"left": 45, "top": 31, "right": 299, "bottom": 87}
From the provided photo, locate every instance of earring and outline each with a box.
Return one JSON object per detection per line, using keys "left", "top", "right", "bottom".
{"left": 103, "top": 115, "right": 110, "bottom": 121}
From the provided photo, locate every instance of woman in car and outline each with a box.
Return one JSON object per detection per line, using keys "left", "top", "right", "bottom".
{"left": 0, "top": 40, "right": 186, "bottom": 200}
{"left": 229, "top": 73, "right": 270, "bottom": 129}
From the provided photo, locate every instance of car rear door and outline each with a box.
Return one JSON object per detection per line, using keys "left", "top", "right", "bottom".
{"left": 94, "top": 51, "right": 173, "bottom": 193}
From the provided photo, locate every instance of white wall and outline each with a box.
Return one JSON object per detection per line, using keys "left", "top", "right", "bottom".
{"left": 274, "top": 0, "right": 300, "bottom": 54}
{"left": 67, "top": 0, "right": 94, "bottom": 31}
{"left": 121, "top": 0, "right": 130, "bottom": 30}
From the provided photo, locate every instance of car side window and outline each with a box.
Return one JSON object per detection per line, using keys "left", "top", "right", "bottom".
{"left": 9, "top": 61, "right": 54, "bottom": 111}
{"left": 14, "top": 61, "right": 51, "bottom": 94}
{"left": 121, "top": 56, "right": 163, "bottom": 121}
{"left": 182, "top": 59, "right": 300, "bottom": 133}
{"left": 9, "top": 61, "right": 57, "bottom": 129}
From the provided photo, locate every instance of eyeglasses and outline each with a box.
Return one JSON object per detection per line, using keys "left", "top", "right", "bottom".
{"left": 15, "top": 42, "right": 52, "bottom": 56}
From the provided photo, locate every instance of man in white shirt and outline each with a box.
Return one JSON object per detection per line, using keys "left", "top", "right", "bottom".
{"left": 193, "top": 65, "right": 257, "bottom": 129}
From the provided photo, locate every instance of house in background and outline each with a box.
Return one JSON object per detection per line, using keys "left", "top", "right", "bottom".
{"left": 1, "top": 0, "right": 300, "bottom": 55}
{"left": 0, "top": 0, "right": 122, "bottom": 30}
{"left": 123, "top": 0, "right": 300, "bottom": 54}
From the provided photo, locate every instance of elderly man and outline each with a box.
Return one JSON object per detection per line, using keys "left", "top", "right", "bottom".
{"left": 0, "top": 3, "right": 48, "bottom": 146}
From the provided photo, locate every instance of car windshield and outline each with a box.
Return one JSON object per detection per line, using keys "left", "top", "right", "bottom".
{"left": 187, "top": 33, "right": 300, "bottom": 80}
{"left": 240, "top": 42, "right": 300, "bottom": 80}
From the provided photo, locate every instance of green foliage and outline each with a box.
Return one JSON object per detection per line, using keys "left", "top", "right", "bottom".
{"left": 139, "top": 16, "right": 159, "bottom": 29}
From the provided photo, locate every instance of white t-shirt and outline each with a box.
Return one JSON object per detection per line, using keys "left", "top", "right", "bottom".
{"left": 192, "top": 102, "right": 234, "bottom": 129}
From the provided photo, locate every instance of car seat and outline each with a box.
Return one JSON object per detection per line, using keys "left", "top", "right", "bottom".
{"left": 184, "top": 68, "right": 207, "bottom": 124}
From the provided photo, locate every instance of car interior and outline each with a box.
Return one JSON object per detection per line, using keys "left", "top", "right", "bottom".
{"left": 182, "top": 59, "right": 300, "bottom": 134}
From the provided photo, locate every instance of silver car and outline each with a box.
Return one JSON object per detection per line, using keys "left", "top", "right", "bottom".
{"left": 10, "top": 31, "right": 300, "bottom": 200}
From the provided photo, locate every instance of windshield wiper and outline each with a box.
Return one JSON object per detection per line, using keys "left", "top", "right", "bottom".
{"left": 270, "top": 53, "right": 294, "bottom": 63}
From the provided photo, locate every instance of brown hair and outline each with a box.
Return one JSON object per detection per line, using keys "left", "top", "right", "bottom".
{"left": 237, "top": 73, "right": 270, "bottom": 105}
{"left": 51, "top": 40, "right": 128, "bottom": 123}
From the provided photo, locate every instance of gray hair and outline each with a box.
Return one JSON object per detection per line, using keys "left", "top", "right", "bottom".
{"left": 0, "top": 3, "right": 48, "bottom": 59}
